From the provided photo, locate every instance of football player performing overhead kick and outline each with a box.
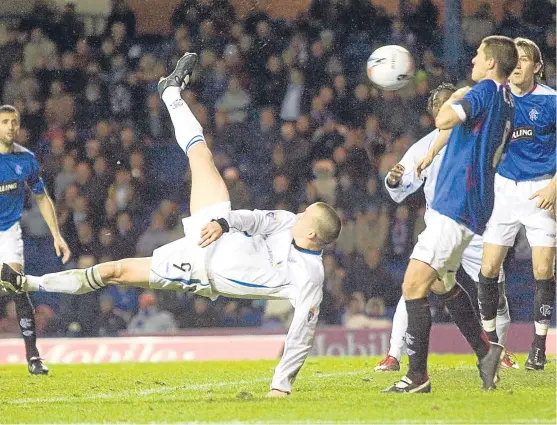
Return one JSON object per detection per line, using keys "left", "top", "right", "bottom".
{"left": 0, "top": 53, "right": 342, "bottom": 398}
{"left": 479, "top": 38, "right": 556, "bottom": 371}
{"left": 383, "top": 36, "right": 518, "bottom": 393}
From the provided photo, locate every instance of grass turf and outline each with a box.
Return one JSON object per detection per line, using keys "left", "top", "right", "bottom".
{"left": 0, "top": 354, "right": 554, "bottom": 424}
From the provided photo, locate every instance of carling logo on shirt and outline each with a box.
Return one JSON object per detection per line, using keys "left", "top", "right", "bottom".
{"left": 0, "top": 181, "right": 18, "bottom": 194}
{"left": 510, "top": 126, "right": 534, "bottom": 142}
{"left": 529, "top": 108, "right": 539, "bottom": 121}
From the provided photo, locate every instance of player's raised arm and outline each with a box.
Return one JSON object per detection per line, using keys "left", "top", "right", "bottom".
{"left": 385, "top": 130, "right": 437, "bottom": 199}
{"left": 415, "top": 129, "right": 452, "bottom": 179}
{"left": 268, "top": 278, "right": 323, "bottom": 396}
{"left": 435, "top": 86, "right": 472, "bottom": 129}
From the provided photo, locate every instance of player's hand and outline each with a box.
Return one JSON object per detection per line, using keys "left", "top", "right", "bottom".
{"left": 415, "top": 153, "right": 434, "bottom": 180}
{"left": 199, "top": 221, "right": 224, "bottom": 248}
{"left": 265, "top": 389, "right": 289, "bottom": 398}
{"left": 386, "top": 164, "right": 405, "bottom": 188}
{"left": 529, "top": 181, "right": 556, "bottom": 211}
{"left": 54, "top": 236, "right": 71, "bottom": 264}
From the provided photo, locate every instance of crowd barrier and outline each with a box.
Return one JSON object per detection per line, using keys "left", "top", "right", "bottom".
{"left": 0, "top": 324, "right": 554, "bottom": 364}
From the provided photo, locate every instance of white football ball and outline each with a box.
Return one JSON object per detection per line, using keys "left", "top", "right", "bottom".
{"left": 366, "top": 45, "right": 415, "bottom": 91}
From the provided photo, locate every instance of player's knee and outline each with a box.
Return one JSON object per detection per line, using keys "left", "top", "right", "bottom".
{"left": 100, "top": 261, "right": 123, "bottom": 282}
{"left": 402, "top": 277, "right": 427, "bottom": 298}
{"left": 533, "top": 263, "right": 554, "bottom": 280}
{"left": 430, "top": 279, "right": 449, "bottom": 295}
{"left": 480, "top": 261, "right": 501, "bottom": 279}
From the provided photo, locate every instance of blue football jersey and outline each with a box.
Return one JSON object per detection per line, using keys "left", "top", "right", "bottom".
{"left": 497, "top": 84, "right": 556, "bottom": 181}
{"left": 0, "top": 143, "right": 45, "bottom": 231}
{"left": 432, "top": 80, "right": 515, "bottom": 234}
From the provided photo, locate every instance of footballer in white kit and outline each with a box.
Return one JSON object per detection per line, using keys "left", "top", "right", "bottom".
{"left": 0, "top": 53, "right": 342, "bottom": 397}
{"left": 375, "top": 84, "right": 514, "bottom": 373}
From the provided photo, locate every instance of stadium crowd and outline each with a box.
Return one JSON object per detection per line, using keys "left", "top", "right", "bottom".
{"left": 0, "top": 0, "right": 555, "bottom": 337}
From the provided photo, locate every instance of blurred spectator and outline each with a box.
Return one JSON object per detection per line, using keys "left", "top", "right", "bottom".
{"left": 179, "top": 297, "right": 220, "bottom": 328}
{"left": 97, "top": 294, "right": 128, "bottom": 336}
{"left": 35, "top": 304, "right": 64, "bottom": 337}
{"left": 23, "top": 27, "right": 58, "bottom": 73}
{"left": 343, "top": 293, "right": 392, "bottom": 329}
{"left": 106, "top": 0, "right": 136, "bottom": 40}
{"left": 320, "top": 254, "right": 346, "bottom": 325}
{"left": 280, "top": 68, "right": 308, "bottom": 121}
{"left": 114, "top": 211, "right": 138, "bottom": 258}
{"left": 2, "top": 62, "right": 25, "bottom": 105}
{"left": 403, "top": 0, "right": 439, "bottom": 49}
{"left": 216, "top": 76, "right": 251, "bottom": 123}
{"left": 136, "top": 211, "right": 173, "bottom": 257}
{"left": 345, "top": 248, "right": 398, "bottom": 307}
{"left": 56, "top": 2, "right": 85, "bottom": 52}
{"left": 0, "top": 27, "right": 25, "bottom": 81}
{"left": 223, "top": 167, "right": 251, "bottom": 210}
{"left": 387, "top": 205, "right": 414, "bottom": 260}
{"left": 44, "top": 80, "right": 75, "bottom": 128}
{"left": 462, "top": 3, "right": 496, "bottom": 49}
{"left": 127, "top": 291, "right": 177, "bottom": 334}
{"left": 0, "top": 301, "right": 19, "bottom": 333}
{"left": 55, "top": 155, "right": 76, "bottom": 200}
{"left": 262, "top": 299, "right": 294, "bottom": 329}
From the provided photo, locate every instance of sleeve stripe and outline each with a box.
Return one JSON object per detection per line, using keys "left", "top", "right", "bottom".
{"left": 450, "top": 103, "right": 467, "bottom": 122}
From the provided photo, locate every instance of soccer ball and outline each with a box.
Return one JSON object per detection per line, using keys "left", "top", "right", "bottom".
{"left": 366, "top": 45, "right": 415, "bottom": 91}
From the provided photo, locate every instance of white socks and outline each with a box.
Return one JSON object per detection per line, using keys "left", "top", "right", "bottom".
{"left": 161, "top": 87, "right": 205, "bottom": 156}
{"left": 388, "top": 296, "right": 408, "bottom": 360}
{"left": 496, "top": 296, "right": 511, "bottom": 346}
{"left": 25, "top": 267, "right": 106, "bottom": 295}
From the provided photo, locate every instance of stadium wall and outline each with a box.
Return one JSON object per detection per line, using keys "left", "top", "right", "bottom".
{"left": 127, "top": 0, "right": 519, "bottom": 35}
{"left": 0, "top": 324, "right": 553, "bottom": 364}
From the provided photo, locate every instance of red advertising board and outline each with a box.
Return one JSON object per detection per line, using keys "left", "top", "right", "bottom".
{"left": 0, "top": 325, "right": 553, "bottom": 364}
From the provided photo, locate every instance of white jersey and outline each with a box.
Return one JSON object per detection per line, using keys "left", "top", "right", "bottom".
{"left": 384, "top": 130, "right": 504, "bottom": 283}
{"left": 150, "top": 206, "right": 324, "bottom": 394}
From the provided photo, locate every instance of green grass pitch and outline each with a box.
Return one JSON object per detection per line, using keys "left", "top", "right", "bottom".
{"left": 0, "top": 355, "right": 554, "bottom": 424}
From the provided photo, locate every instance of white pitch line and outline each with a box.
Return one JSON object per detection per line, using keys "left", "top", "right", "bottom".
{"left": 4, "top": 371, "right": 360, "bottom": 405}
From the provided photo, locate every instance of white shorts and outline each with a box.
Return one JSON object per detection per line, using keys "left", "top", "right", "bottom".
{"left": 0, "top": 222, "right": 24, "bottom": 267}
{"left": 411, "top": 209, "right": 474, "bottom": 279}
{"left": 149, "top": 201, "right": 231, "bottom": 297}
{"left": 483, "top": 174, "right": 557, "bottom": 247}
{"left": 461, "top": 234, "right": 505, "bottom": 283}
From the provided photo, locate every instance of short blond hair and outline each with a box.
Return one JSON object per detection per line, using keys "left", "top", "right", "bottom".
{"left": 313, "top": 202, "right": 342, "bottom": 245}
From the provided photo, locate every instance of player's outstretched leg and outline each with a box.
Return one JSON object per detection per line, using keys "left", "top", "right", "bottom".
{"left": 375, "top": 296, "right": 405, "bottom": 371}
{"left": 158, "top": 52, "right": 230, "bottom": 215}
{"left": 0, "top": 258, "right": 161, "bottom": 295}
